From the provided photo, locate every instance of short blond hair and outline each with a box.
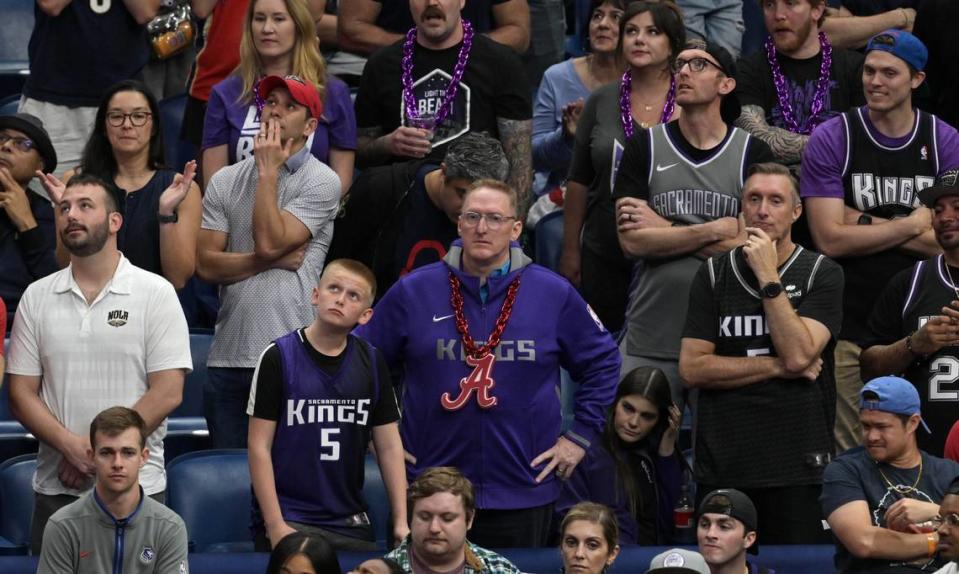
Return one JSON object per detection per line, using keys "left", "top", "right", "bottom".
{"left": 409, "top": 467, "right": 476, "bottom": 521}
{"left": 463, "top": 179, "right": 519, "bottom": 217}
{"left": 321, "top": 259, "right": 377, "bottom": 302}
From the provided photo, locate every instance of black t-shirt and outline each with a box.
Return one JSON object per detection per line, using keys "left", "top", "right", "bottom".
{"left": 392, "top": 164, "right": 459, "bottom": 281}
{"left": 612, "top": 121, "right": 776, "bottom": 203}
{"left": 841, "top": 0, "right": 918, "bottom": 16}
{"left": 251, "top": 330, "right": 399, "bottom": 425}
{"left": 736, "top": 46, "right": 865, "bottom": 132}
{"left": 683, "top": 246, "right": 844, "bottom": 487}
{"left": 862, "top": 257, "right": 959, "bottom": 456}
{"left": 914, "top": 0, "right": 959, "bottom": 129}
{"left": 372, "top": 0, "right": 504, "bottom": 33}
{"left": 355, "top": 34, "right": 531, "bottom": 166}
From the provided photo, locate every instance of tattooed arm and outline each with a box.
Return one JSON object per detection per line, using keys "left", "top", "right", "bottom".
{"left": 498, "top": 117, "right": 533, "bottom": 209}
{"left": 356, "top": 125, "right": 431, "bottom": 169}
{"left": 735, "top": 105, "right": 809, "bottom": 166}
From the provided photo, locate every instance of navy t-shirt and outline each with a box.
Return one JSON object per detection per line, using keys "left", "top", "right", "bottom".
{"left": 26, "top": 0, "right": 150, "bottom": 106}
{"left": 392, "top": 164, "right": 459, "bottom": 281}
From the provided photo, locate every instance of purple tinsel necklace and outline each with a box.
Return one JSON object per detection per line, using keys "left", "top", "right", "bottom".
{"left": 765, "top": 31, "right": 832, "bottom": 135}
{"left": 402, "top": 19, "right": 474, "bottom": 126}
{"left": 620, "top": 69, "right": 676, "bottom": 139}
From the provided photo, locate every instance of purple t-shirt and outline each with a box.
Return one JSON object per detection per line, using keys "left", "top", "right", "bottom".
{"left": 201, "top": 74, "right": 357, "bottom": 164}
{"left": 800, "top": 107, "right": 959, "bottom": 200}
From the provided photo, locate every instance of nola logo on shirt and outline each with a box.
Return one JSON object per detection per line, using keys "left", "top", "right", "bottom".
{"left": 107, "top": 309, "right": 129, "bottom": 327}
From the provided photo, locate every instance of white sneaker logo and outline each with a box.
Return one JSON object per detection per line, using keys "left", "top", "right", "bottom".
{"left": 656, "top": 162, "right": 678, "bottom": 172}
{"left": 432, "top": 314, "right": 454, "bottom": 322}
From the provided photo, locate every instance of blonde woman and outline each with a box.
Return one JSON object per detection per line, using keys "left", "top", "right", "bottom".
{"left": 201, "top": 0, "right": 355, "bottom": 190}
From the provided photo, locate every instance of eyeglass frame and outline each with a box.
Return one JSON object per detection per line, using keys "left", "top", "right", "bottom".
{"left": 105, "top": 111, "right": 153, "bottom": 127}
{"left": 0, "top": 133, "right": 36, "bottom": 153}
{"left": 671, "top": 56, "right": 726, "bottom": 75}
{"left": 934, "top": 513, "right": 959, "bottom": 528}
{"left": 459, "top": 211, "right": 518, "bottom": 230}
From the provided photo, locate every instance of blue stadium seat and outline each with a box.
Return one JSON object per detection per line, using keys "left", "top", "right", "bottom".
{"left": 158, "top": 94, "right": 197, "bottom": 170}
{"left": 0, "top": 453, "right": 36, "bottom": 555}
{"left": 172, "top": 333, "right": 212, "bottom": 419}
{"left": 0, "top": 0, "right": 32, "bottom": 101}
{"left": 0, "top": 94, "right": 19, "bottom": 117}
{"left": 166, "top": 449, "right": 254, "bottom": 553}
{"left": 361, "top": 455, "right": 390, "bottom": 550}
{"left": 534, "top": 210, "right": 564, "bottom": 273}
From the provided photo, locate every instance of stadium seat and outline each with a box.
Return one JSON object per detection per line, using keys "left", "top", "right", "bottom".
{"left": 0, "top": 93, "right": 19, "bottom": 117}
{"left": 172, "top": 333, "right": 212, "bottom": 419}
{"left": 361, "top": 455, "right": 390, "bottom": 550}
{"left": 0, "top": 453, "right": 36, "bottom": 555}
{"left": 158, "top": 93, "right": 197, "bottom": 170}
{"left": 166, "top": 449, "right": 254, "bottom": 553}
{"left": 0, "top": 0, "right": 31, "bottom": 100}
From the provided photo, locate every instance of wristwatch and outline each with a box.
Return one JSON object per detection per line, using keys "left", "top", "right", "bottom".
{"left": 157, "top": 211, "right": 179, "bottom": 224}
{"left": 760, "top": 282, "right": 783, "bottom": 299}
{"left": 857, "top": 214, "right": 873, "bottom": 225}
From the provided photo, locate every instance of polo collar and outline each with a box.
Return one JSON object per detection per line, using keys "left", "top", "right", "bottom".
{"left": 53, "top": 254, "right": 134, "bottom": 297}
{"left": 285, "top": 144, "right": 311, "bottom": 173}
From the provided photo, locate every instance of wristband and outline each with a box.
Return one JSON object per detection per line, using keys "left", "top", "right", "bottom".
{"left": 927, "top": 532, "right": 937, "bottom": 557}
{"left": 904, "top": 332, "right": 919, "bottom": 356}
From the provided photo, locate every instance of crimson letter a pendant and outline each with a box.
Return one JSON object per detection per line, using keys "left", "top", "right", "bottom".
{"left": 440, "top": 354, "right": 498, "bottom": 411}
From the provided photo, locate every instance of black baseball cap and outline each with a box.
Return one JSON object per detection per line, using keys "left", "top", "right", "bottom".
{"left": 0, "top": 112, "right": 57, "bottom": 174}
{"left": 698, "top": 488, "right": 758, "bottom": 533}
{"left": 918, "top": 168, "right": 959, "bottom": 207}
{"left": 680, "top": 40, "right": 741, "bottom": 124}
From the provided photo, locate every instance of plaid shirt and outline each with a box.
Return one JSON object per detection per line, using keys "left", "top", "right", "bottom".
{"left": 384, "top": 538, "right": 521, "bottom": 574}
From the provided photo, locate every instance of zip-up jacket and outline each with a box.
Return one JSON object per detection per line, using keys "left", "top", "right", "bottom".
{"left": 356, "top": 241, "right": 621, "bottom": 509}
{"left": 37, "top": 488, "right": 188, "bottom": 574}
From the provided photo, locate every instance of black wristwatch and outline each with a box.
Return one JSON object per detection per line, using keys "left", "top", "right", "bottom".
{"left": 157, "top": 210, "right": 179, "bottom": 224}
{"left": 760, "top": 282, "right": 783, "bottom": 299}
{"left": 857, "top": 213, "right": 873, "bottom": 225}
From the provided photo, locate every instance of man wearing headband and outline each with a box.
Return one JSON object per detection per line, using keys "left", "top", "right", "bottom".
{"left": 933, "top": 476, "right": 959, "bottom": 574}
{"left": 860, "top": 169, "right": 959, "bottom": 457}
{"left": 801, "top": 30, "right": 959, "bottom": 455}
{"left": 821, "top": 376, "right": 959, "bottom": 573}
{"left": 197, "top": 75, "right": 341, "bottom": 448}
{"left": 697, "top": 489, "right": 774, "bottom": 574}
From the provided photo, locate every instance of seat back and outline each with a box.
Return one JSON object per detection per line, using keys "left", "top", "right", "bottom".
{"left": 534, "top": 210, "right": 564, "bottom": 273}
{"left": 0, "top": 0, "right": 32, "bottom": 71}
{"left": 0, "top": 453, "right": 36, "bottom": 554}
{"left": 166, "top": 449, "right": 253, "bottom": 553}
{"left": 172, "top": 333, "right": 211, "bottom": 418}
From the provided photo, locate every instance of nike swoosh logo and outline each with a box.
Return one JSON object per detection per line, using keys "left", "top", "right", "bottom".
{"left": 80, "top": 551, "right": 92, "bottom": 559}
{"left": 432, "top": 314, "right": 454, "bottom": 322}
{"left": 656, "top": 163, "right": 678, "bottom": 172}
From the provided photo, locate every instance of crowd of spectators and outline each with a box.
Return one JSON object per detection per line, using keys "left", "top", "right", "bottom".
{"left": 3, "top": 0, "right": 959, "bottom": 573}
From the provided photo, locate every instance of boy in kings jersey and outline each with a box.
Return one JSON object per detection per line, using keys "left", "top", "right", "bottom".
{"left": 247, "top": 259, "right": 408, "bottom": 550}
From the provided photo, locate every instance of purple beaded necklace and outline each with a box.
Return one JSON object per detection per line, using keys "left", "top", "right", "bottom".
{"left": 402, "top": 19, "right": 474, "bottom": 127}
{"left": 619, "top": 69, "right": 676, "bottom": 139}
{"left": 765, "top": 31, "right": 833, "bottom": 135}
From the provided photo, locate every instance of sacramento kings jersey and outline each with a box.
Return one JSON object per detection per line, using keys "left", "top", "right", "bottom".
{"left": 838, "top": 107, "right": 940, "bottom": 341}
{"left": 865, "top": 255, "right": 959, "bottom": 456}
{"left": 624, "top": 124, "right": 752, "bottom": 359}
{"left": 684, "top": 246, "right": 844, "bottom": 487}
{"left": 263, "top": 332, "right": 383, "bottom": 533}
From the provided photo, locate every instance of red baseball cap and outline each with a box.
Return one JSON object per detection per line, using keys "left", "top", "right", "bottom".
{"left": 257, "top": 74, "right": 323, "bottom": 119}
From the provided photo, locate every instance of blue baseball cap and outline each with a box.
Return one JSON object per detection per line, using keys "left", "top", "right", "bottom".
{"left": 860, "top": 376, "right": 931, "bottom": 433}
{"left": 866, "top": 29, "right": 928, "bottom": 71}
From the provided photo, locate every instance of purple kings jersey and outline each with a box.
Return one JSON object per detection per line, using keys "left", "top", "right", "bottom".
{"left": 263, "top": 332, "right": 380, "bottom": 533}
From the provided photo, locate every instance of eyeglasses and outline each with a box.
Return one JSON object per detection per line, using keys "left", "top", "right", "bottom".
{"left": 106, "top": 111, "right": 152, "bottom": 127}
{"left": 0, "top": 133, "right": 35, "bottom": 152}
{"left": 460, "top": 211, "right": 516, "bottom": 230}
{"left": 934, "top": 513, "right": 959, "bottom": 528}
{"left": 671, "top": 57, "right": 725, "bottom": 74}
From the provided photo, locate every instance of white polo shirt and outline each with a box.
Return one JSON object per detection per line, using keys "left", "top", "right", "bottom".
{"left": 7, "top": 255, "right": 192, "bottom": 496}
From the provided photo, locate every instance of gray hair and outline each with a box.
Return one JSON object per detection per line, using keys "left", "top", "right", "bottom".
{"left": 443, "top": 132, "right": 510, "bottom": 182}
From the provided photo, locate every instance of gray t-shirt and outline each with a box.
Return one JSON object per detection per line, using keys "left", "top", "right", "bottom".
{"left": 38, "top": 490, "right": 189, "bottom": 574}
{"left": 568, "top": 82, "right": 630, "bottom": 257}
{"left": 202, "top": 146, "right": 341, "bottom": 367}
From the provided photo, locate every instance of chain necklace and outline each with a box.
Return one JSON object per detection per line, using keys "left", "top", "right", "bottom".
{"left": 943, "top": 256, "right": 959, "bottom": 300}
{"left": 448, "top": 271, "right": 520, "bottom": 360}
{"left": 402, "top": 20, "right": 474, "bottom": 127}
{"left": 877, "top": 456, "right": 923, "bottom": 494}
{"left": 765, "top": 31, "right": 832, "bottom": 135}
{"left": 619, "top": 70, "right": 676, "bottom": 138}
